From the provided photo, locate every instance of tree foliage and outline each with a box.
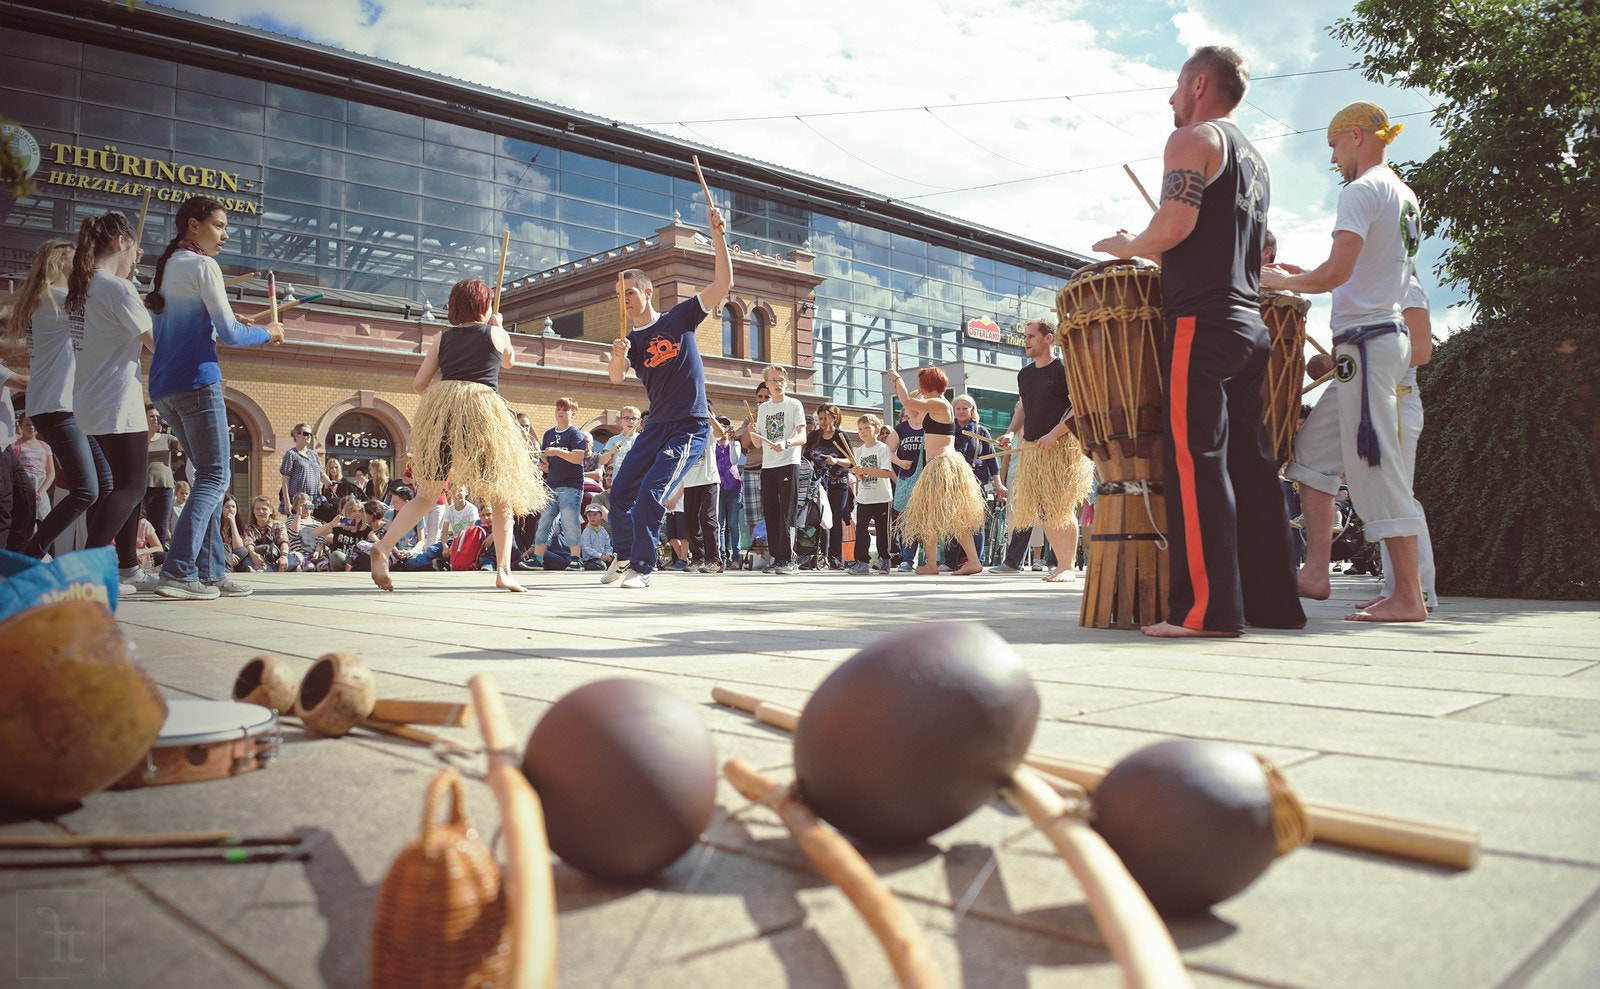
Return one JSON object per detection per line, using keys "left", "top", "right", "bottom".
{"left": 1331, "top": 0, "right": 1599, "bottom": 318}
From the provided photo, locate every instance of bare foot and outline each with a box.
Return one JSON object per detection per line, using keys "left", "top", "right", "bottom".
{"left": 1357, "top": 593, "right": 1387, "bottom": 610}
{"left": 1043, "top": 566, "right": 1076, "bottom": 583}
{"left": 1345, "top": 599, "right": 1426, "bottom": 622}
{"left": 914, "top": 564, "right": 941, "bottom": 575}
{"left": 1296, "top": 567, "right": 1331, "bottom": 600}
{"left": 495, "top": 569, "right": 527, "bottom": 593}
{"left": 370, "top": 553, "right": 393, "bottom": 592}
{"left": 1141, "top": 621, "right": 1241, "bottom": 639}
{"left": 952, "top": 561, "right": 983, "bottom": 576}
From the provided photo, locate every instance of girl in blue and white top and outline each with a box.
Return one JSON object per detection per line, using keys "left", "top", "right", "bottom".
{"left": 2, "top": 238, "right": 104, "bottom": 560}
{"left": 65, "top": 212, "right": 156, "bottom": 592}
{"left": 144, "top": 195, "right": 284, "bottom": 600}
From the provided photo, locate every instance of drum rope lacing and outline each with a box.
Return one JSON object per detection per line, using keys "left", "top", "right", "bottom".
{"left": 1094, "top": 480, "right": 1169, "bottom": 551}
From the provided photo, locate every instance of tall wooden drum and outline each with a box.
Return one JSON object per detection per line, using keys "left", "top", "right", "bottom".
{"left": 1259, "top": 292, "right": 1310, "bottom": 468}
{"left": 1055, "top": 259, "right": 1168, "bottom": 630}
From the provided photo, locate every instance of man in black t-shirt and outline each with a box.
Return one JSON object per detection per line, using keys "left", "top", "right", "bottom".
{"left": 1093, "top": 45, "right": 1303, "bottom": 638}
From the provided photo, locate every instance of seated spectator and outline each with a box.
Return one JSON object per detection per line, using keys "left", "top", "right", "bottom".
{"left": 134, "top": 505, "right": 165, "bottom": 571}
{"left": 285, "top": 492, "right": 319, "bottom": 568}
{"left": 169, "top": 479, "right": 191, "bottom": 537}
{"left": 348, "top": 499, "right": 396, "bottom": 572}
{"left": 240, "top": 495, "right": 296, "bottom": 572}
{"left": 386, "top": 484, "right": 423, "bottom": 552}
{"left": 579, "top": 505, "right": 614, "bottom": 570}
{"left": 440, "top": 486, "right": 480, "bottom": 543}
{"left": 219, "top": 495, "right": 253, "bottom": 572}
{"left": 308, "top": 495, "right": 368, "bottom": 571}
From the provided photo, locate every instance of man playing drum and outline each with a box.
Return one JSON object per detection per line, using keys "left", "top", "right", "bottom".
{"left": 1092, "top": 45, "right": 1304, "bottom": 638}
{"left": 1263, "top": 102, "right": 1428, "bottom": 623}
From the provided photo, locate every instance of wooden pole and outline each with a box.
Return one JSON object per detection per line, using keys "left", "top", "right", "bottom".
{"left": 1124, "top": 164, "right": 1158, "bottom": 213}
{"left": 132, "top": 188, "right": 152, "bottom": 249}
{"left": 223, "top": 271, "right": 259, "bottom": 288}
{"left": 267, "top": 270, "right": 278, "bottom": 325}
{"left": 247, "top": 293, "right": 322, "bottom": 321}
{"left": 691, "top": 154, "right": 715, "bottom": 208}
{"left": 618, "top": 272, "right": 629, "bottom": 340}
{"left": 493, "top": 229, "right": 510, "bottom": 316}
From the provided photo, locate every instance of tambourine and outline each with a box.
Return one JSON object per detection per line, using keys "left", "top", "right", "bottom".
{"left": 113, "top": 699, "right": 280, "bottom": 789}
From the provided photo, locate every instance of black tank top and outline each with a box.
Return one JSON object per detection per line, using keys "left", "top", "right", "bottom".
{"left": 923, "top": 416, "right": 955, "bottom": 436}
{"left": 1160, "top": 119, "right": 1270, "bottom": 319}
{"left": 437, "top": 323, "right": 501, "bottom": 388}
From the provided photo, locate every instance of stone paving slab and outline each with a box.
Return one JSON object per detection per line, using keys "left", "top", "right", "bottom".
{"left": 1, "top": 569, "right": 1596, "bottom": 988}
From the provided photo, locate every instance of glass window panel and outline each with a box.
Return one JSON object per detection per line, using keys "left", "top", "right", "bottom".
{"left": 891, "top": 249, "right": 928, "bottom": 278}
{"left": 4, "top": 90, "right": 74, "bottom": 132}
{"left": 421, "top": 197, "right": 488, "bottom": 232}
{"left": 889, "top": 233, "right": 927, "bottom": 256}
{"left": 617, "top": 185, "right": 670, "bottom": 219}
{"left": 498, "top": 138, "right": 557, "bottom": 176}
{"left": 563, "top": 152, "right": 615, "bottom": 182}
{"left": 564, "top": 226, "right": 618, "bottom": 256}
{"left": 423, "top": 141, "right": 493, "bottom": 178}
{"left": 722, "top": 305, "right": 736, "bottom": 356}
{"left": 347, "top": 125, "right": 418, "bottom": 162}
{"left": 854, "top": 238, "right": 890, "bottom": 267}
{"left": 265, "top": 108, "right": 344, "bottom": 148}
{"left": 264, "top": 168, "right": 337, "bottom": 206}
{"left": 558, "top": 196, "right": 615, "bottom": 230}
{"left": 348, "top": 102, "right": 422, "bottom": 138}
{"left": 853, "top": 223, "right": 890, "bottom": 248}
{"left": 505, "top": 188, "right": 558, "bottom": 221}
{"left": 421, "top": 168, "right": 488, "bottom": 204}
{"left": 560, "top": 171, "right": 616, "bottom": 205}
{"left": 265, "top": 83, "right": 346, "bottom": 121}
{"left": 88, "top": 49, "right": 173, "bottom": 85}
{"left": 80, "top": 72, "right": 171, "bottom": 115}
{"left": 748, "top": 310, "right": 767, "bottom": 363}
{"left": 612, "top": 208, "right": 663, "bottom": 242}
{"left": 618, "top": 163, "right": 671, "bottom": 194}
{"left": 346, "top": 184, "right": 418, "bottom": 221}
{"left": 423, "top": 118, "right": 494, "bottom": 153}
{"left": 930, "top": 244, "right": 963, "bottom": 268}
{"left": 174, "top": 121, "right": 260, "bottom": 165}
{"left": 351, "top": 156, "right": 419, "bottom": 193}
{"left": 264, "top": 141, "right": 343, "bottom": 178}
{"left": 3, "top": 30, "right": 80, "bottom": 64}
{"left": 176, "top": 91, "right": 264, "bottom": 133}
{"left": 0, "top": 56, "right": 78, "bottom": 98}
{"left": 177, "top": 65, "right": 263, "bottom": 104}
{"left": 79, "top": 105, "right": 171, "bottom": 147}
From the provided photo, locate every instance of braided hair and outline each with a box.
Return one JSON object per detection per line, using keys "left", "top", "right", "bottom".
{"left": 145, "top": 195, "right": 226, "bottom": 315}
{"left": 65, "top": 212, "right": 135, "bottom": 314}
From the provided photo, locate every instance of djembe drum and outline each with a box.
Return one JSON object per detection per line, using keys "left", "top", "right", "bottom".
{"left": 1055, "top": 259, "right": 1168, "bottom": 630}
{"left": 1259, "top": 291, "right": 1310, "bottom": 468}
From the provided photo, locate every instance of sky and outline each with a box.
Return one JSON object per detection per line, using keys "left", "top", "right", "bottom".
{"left": 156, "top": 0, "right": 1470, "bottom": 350}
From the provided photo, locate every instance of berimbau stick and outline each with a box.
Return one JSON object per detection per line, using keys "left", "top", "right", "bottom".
{"left": 248, "top": 292, "right": 322, "bottom": 321}
{"left": 267, "top": 270, "right": 278, "bottom": 325}
{"left": 224, "top": 271, "right": 259, "bottom": 288}
{"left": 132, "top": 188, "right": 152, "bottom": 250}
{"left": 492, "top": 229, "right": 510, "bottom": 315}
{"left": 961, "top": 429, "right": 998, "bottom": 445}
{"left": 618, "top": 272, "right": 629, "bottom": 340}
{"left": 691, "top": 154, "right": 715, "bottom": 209}
{"left": 1124, "top": 164, "right": 1158, "bottom": 213}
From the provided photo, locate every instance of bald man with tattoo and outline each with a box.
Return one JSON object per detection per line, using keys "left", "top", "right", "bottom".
{"left": 1093, "top": 45, "right": 1304, "bottom": 638}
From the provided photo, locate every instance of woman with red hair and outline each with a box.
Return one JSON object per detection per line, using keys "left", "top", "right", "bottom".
{"left": 367, "top": 277, "right": 548, "bottom": 592}
{"left": 885, "top": 365, "right": 985, "bottom": 575}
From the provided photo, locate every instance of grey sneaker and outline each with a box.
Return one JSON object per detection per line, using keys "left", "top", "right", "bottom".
{"left": 847, "top": 562, "right": 870, "bottom": 575}
{"left": 620, "top": 571, "right": 651, "bottom": 589}
{"left": 120, "top": 568, "right": 162, "bottom": 593}
{"left": 601, "top": 558, "right": 632, "bottom": 585}
{"left": 772, "top": 562, "right": 799, "bottom": 575}
{"left": 206, "top": 578, "right": 253, "bottom": 598}
{"left": 989, "top": 563, "right": 1023, "bottom": 574}
{"left": 156, "top": 577, "right": 221, "bottom": 600}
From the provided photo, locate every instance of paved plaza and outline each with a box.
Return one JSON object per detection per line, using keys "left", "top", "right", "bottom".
{"left": 3, "top": 568, "right": 1597, "bottom": 988}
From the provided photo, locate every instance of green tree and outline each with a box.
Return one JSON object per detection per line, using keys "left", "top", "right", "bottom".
{"left": 1332, "top": 0, "right": 1599, "bottom": 317}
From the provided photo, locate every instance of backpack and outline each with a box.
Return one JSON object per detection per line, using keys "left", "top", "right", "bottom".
{"left": 450, "top": 524, "right": 487, "bottom": 572}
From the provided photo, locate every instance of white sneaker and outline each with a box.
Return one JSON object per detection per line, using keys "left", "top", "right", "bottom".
{"left": 601, "top": 558, "right": 632, "bottom": 585}
{"left": 620, "top": 571, "right": 650, "bottom": 589}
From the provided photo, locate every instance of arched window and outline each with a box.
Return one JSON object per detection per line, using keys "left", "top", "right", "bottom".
{"left": 722, "top": 304, "right": 738, "bottom": 356}
{"left": 747, "top": 308, "right": 768, "bottom": 363}
{"left": 225, "top": 407, "right": 254, "bottom": 505}
{"left": 327, "top": 411, "right": 396, "bottom": 483}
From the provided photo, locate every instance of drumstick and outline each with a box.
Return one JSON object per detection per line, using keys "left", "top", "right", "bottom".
{"left": 617, "top": 271, "right": 629, "bottom": 340}
{"left": 358, "top": 720, "right": 476, "bottom": 755}
{"left": 267, "top": 270, "right": 278, "bottom": 325}
{"left": 691, "top": 154, "right": 715, "bottom": 209}
{"left": 132, "top": 187, "right": 152, "bottom": 251}
{"left": 224, "top": 271, "right": 259, "bottom": 288}
{"left": 1123, "top": 164, "right": 1159, "bottom": 213}
{"left": 1002, "top": 770, "right": 1191, "bottom": 989}
{"left": 724, "top": 759, "right": 947, "bottom": 989}
{"left": 0, "top": 831, "right": 303, "bottom": 850}
{"left": 367, "top": 699, "right": 474, "bottom": 728}
{"left": 492, "top": 229, "right": 511, "bottom": 316}
{"left": 961, "top": 429, "right": 998, "bottom": 445}
{"left": 712, "top": 687, "right": 1481, "bottom": 871}
{"left": 741, "top": 401, "right": 781, "bottom": 449}
{"left": 0, "top": 850, "right": 303, "bottom": 869}
{"left": 1306, "top": 334, "right": 1333, "bottom": 360}
{"left": 247, "top": 292, "right": 322, "bottom": 321}
{"left": 470, "top": 673, "right": 558, "bottom": 989}
{"left": 1302, "top": 370, "right": 1336, "bottom": 395}
{"left": 976, "top": 447, "right": 1031, "bottom": 463}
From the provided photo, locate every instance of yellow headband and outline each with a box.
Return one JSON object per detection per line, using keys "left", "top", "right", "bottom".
{"left": 1327, "top": 101, "right": 1403, "bottom": 144}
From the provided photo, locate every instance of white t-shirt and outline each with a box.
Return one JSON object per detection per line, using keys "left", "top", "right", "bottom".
{"left": 1330, "top": 163, "right": 1421, "bottom": 333}
{"left": 0, "top": 364, "right": 17, "bottom": 449}
{"left": 853, "top": 441, "right": 893, "bottom": 505}
{"left": 24, "top": 287, "right": 75, "bottom": 415}
{"left": 1400, "top": 271, "right": 1429, "bottom": 388}
{"left": 681, "top": 433, "right": 719, "bottom": 488}
{"left": 73, "top": 270, "right": 153, "bottom": 435}
{"left": 757, "top": 396, "right": 805, "bottom": 469}
{"left": 441, "top": 501, "right": 480, "bottom": 541}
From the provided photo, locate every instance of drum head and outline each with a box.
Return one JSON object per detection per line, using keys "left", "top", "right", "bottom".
{"left": 154, "top": 700, "right": 275, "bottom": 746}
{"left": 1069, "top": 257, "right": 1159, "bottom": 283}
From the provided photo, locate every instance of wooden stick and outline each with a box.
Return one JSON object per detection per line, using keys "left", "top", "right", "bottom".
{"left": 711, "top": 685, "right": 800, "bottom": 732}
{"left": 470, "top": 674, "right": 558, "bottom": 989}
{"left": 961, "top": 429, "right": 998, "bottom": 445}
{"left": 1123, "top": 164, "right": 1159, "bottom": 213}
{"left": 247, "top": 293, "right": 322, "bottom": 321}
{"left": 725, "top": 759, "right": 947, "bottom": 989}
{"left": 617, "top": 272, "right": 629, "bottom": 340}
{"left": 368, "top": 699, "right": 474, "bottom": 728}
{"left": 1002, "top": 769, "right": 1191, "bottom": 989}
{"left": 976, "top": 447, "right": 1030, "bottom": 463}
{"left": 132, "top": 188, "right": 152, "bottom": 248}
{"left": 267, "top": 270, "right": 278, "bottom": 325}
{"left": 1306, "top": 335, "right": 1333, "bottom": 360}
{"left": 0, "top": 851, "right": 300, "bottom": 869}
{"left": 0, "top": 831, "right": 232, "bottom": 850}
{"left": 358, "top": 721, "right": 476, "bottom": 755}
{"left": 493, "top": 229, "right": 511, "bottom": 316}
{"left": 223, "top": 271, "right": 259, "bottom": 288}
{"left": 1024, "top": 754, "right": 1480, "bottom": 871}
{"left": 691, "top": 154, "right": 715, "bottom": 208}
{"left": 740, "top": 401, "right": 781, "bottom": 449}
{"left": 1302, "top": 370, "right": 1336, "bottom": 395}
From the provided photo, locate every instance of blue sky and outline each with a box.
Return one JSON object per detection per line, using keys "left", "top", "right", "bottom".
{"left": 157, "top": 0, "right": 1467, "bottom": 346}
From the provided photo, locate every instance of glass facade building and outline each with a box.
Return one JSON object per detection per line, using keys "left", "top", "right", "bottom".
{"left": 2, "top": 0, "right": 1089, "bottom": 414}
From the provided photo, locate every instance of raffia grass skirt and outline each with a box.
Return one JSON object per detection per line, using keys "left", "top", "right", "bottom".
{"left": 411, "top": 379, "right": 550, "bottom": 517}
{"left": 895, "top": 449, "right": 986, "bottom": 546}
{"left": 1010, "top": 434, "right": 1094, "bottom": 532}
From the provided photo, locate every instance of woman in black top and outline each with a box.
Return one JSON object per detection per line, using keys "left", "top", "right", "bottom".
{"left": 804, "top": 403, "right": 855, "bottom": 569}
{"left": 367, "top": 278, "right": 547, "bottom": 592}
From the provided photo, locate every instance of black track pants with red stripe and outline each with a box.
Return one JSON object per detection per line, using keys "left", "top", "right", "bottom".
{"left": 1163, "top": 312, "right": 1306, "bottom": 632}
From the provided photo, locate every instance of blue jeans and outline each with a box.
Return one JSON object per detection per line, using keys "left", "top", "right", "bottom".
{"left": 718, "top": 487, "right": 742, "bottom": 562}
{"left": 155, "top": 382, "right": 230, "bottom": 583}
{"left": 533, "top": 485, "right": 583, "bottom": 550}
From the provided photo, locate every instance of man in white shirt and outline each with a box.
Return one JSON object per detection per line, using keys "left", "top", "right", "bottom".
{"left": 755, "top": 364, "right": 807, "bottom": 575}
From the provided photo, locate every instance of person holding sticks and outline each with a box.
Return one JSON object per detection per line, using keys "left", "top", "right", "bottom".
{"left": 995, "top": 317, "right": 1093, "bottom": 583}
{"left": 753, "top": 367, "right": 807, "bottom": 576}
{"left": 367, "top": 276, "right": 548, "bottom": 593}
{"left": 886, "top": 365, "right": 985, "bottom": 576}
{"left": 1091, "top": 46, "right": 1304, "bottom": 637}
{"left": 602, "top": 193, "right": 732, "bottom": 589}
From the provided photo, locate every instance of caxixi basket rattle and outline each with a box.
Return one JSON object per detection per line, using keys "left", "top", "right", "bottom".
{"left": 1055, "top": 258, "right": 1168, "bottom": 630}
{"left": 370, "top": 770, "right": 511, "bottom": 988}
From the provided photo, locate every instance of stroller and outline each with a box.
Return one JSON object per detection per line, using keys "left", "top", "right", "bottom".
{"left": 1330, "top": 502, "right": 1384, "bottom": 579}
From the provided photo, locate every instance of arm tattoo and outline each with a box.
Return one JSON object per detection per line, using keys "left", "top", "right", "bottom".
{"left": 1161, "top": 168, "right": 1206, "bottom": 209}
